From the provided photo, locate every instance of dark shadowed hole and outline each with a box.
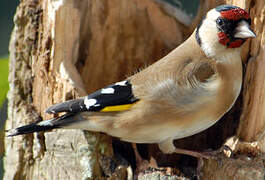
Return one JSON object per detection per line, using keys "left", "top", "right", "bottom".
{"left": 112, "top": 139, "right": 137, "bottom": 170}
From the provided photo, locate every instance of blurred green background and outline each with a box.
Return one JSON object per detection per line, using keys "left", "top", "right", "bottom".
{"left": 0, "top": 1, "right": 19, "bottom": 179}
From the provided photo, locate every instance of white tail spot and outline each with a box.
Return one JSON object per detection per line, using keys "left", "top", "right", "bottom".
{"left": 101, "top": 88, "right": 115, "bottom": 94}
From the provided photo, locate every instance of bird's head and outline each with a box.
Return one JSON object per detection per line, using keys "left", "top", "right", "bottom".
{"left": 196, "top": 5, "right": 256, "bottom": 57}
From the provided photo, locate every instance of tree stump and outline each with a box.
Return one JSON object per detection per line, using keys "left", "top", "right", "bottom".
{"left": 4, "top": 0, "right": 265, "bottom": 179}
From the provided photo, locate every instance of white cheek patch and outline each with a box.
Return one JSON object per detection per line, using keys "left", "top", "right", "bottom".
{"left": 207, "top": 9, "right": 220, "bottom": 21}
{"left": 115, "top": 81, "right": 127, "bottom": 86}
{"left": 101, "top": 88, "right": 115, "bottom": 94}
{"left": 197, "top": 9, "right": 226, "bottom": 57}
{"left": 84, "top": 98, "right": 97, "bottom": 109}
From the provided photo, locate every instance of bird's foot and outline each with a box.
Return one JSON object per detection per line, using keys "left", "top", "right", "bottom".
{"left": 172, "top": 145, "right": 232, "bottom": 180}
{"left": 173, "top": 145, "right": 232, "bottom": 159}
{"left": 132, "top": 143, "right": 150, "bottom": 174}
{"left": 132, "top": 143, "right": 159, "bottom": 175}
{"left": 202, "top": 145, "right": 233, "bottom": 158}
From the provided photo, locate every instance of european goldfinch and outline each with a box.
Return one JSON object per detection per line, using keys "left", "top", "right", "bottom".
{"left": 7, "top": 5, "right": 255, "bottom": 157}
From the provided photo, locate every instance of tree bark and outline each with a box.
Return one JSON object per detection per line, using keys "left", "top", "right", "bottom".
{"left": 4, "top": 0, "right": 265, "bottom": 179}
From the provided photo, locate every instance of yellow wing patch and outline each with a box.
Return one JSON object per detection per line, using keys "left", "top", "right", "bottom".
{"left": 100, "top": 103, "right": 137, "bottom": 112}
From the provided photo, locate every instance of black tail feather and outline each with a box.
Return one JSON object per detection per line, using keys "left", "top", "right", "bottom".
{"left": 45, "top": 98, "right": 85, "bottom": 114}
{"left": 6, "top": 121, "right": 58, "bottom": 137}
{"left": 6, "top": 113, "right": 76, "bottom": 137}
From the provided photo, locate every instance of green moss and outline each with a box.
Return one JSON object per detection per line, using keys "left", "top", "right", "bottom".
{"left": 0, "top": 58, "right": 9, "bottom": 107}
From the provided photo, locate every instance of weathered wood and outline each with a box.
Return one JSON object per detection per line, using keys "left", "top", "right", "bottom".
{"left": 236, "top": 0, "right": 265, "bottom": 142}
{"left": 5, "top": 0, "right": 265, "bottom": 179}
{"left": 202, "top": 154, "right": 265, "bottom": 180}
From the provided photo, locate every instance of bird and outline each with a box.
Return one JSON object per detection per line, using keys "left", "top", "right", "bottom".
{"left": 7, "top": 5, "right": 255, "bottom": 159}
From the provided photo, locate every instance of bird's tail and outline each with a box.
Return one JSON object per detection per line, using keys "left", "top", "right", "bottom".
{"left": 6, "top": 113, "right": 76, "bottom": 137}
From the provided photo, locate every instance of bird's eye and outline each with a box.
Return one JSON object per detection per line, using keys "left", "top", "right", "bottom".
{"left": 216, "top": 18, "right": 224, "bottom": 26}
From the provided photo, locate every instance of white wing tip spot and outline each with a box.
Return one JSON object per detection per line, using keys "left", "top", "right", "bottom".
{"left": 101, "top": 88, "right": 115, "bottom": 94}
{"left": 115, "top": 80, "right": 127, "bottom": 86}
{"left": 84, "top": 98, "right": 97, "bottom": 109}
{"left": 38, "top": 119, "right": 53, "bottom": 126}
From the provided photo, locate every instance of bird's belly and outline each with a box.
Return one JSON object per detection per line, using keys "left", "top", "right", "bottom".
{"left": 109, "top": 82, "right": 241, "bottom": 144}
{"left": 115, "top": 115, "right": 220, "bottom": 144}
{"left": 171, "top": 116, "right": 219, "bottom": 139}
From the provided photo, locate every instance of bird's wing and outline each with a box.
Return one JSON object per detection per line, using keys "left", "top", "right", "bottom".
{"left": 46, "top": 57, "right": 216, "bottom": 115}
{"left": 130, "top": 58, "right": 217, "bottom": 109}
{"left": 46, "top": 80, "right": 139, "bottom": 114}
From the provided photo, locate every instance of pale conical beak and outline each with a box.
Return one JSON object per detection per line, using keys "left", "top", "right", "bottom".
{"left": 234, "top": 20, "right": 256, "bottom": 39}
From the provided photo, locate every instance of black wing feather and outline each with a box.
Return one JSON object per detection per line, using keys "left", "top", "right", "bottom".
{"left": 46, "top": 80, "right": 138, "bottom": 114}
